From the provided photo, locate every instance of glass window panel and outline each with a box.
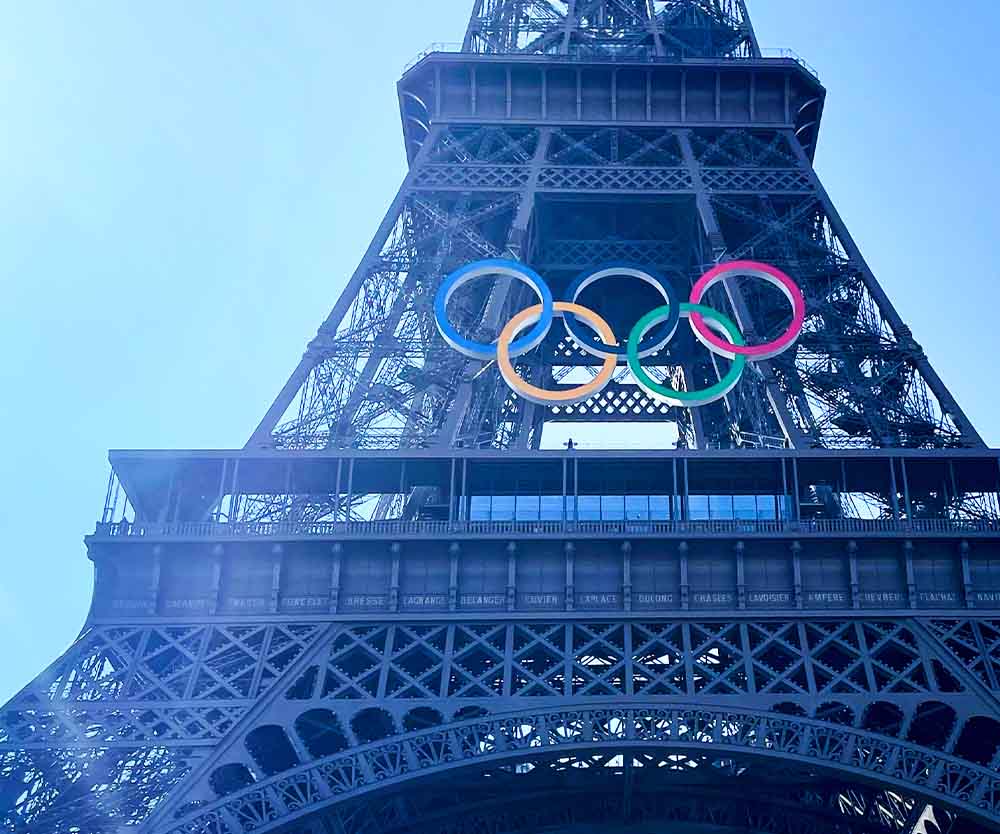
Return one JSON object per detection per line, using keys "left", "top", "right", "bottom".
{"left": 756, "top": 495, "right": 777, "bottom": 520}
{"left": 689, "top": 495, "right": 710, "bottom": 520}
{"left": 565, "top": 496, "right": 577, "bottom": 520}
{"left": 491, "top": 495, "right": 515, "bottom": 521}
{"left": 470, "top": 496, "right": 491, "bottom": 521}
{"left": 649, "top": 496, "right": 671, "bottom": 521}
{"left": 626, "top": 495, "right": 649, "bottom": 521}
{"left": 734, "top": 495, "right": 757, "bottom": 520}
{"left": 540, "top": 495, "right": 564, "bottom": 521}
{"left": 710, "top": 495, "right": 734, "bottom": 519}
{"left": 779, "top": 495, "right": 794, "bottom": 520}
{"left": 516, "top": 495, "right": 540, "bottom": 521}
{"left": 602, "top": 495, "right": 625, "bottom": 521}
{"left": 578, "top": 495, "right": 601, "bottom": 521}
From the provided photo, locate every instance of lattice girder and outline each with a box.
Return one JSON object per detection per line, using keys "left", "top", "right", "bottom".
{"left": 7, "top": 1, "right": 998, "bottom": 832}
{"left": 0, "top": 623, "right": 325, "bottom": 832}
{"left": 464, "top": 1, "right": 758, "bottom": 59}
{"left": 252, "top": 116, "right": 979, "bottom": 452}
{"left": 153, "top": 701, "right": 1000, "bottom": 834}
{"left": 122, "top": 614, "right": 1000, "bottom": 832}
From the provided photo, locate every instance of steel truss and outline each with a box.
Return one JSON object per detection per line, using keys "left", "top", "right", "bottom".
{"left": 331, "top": 780, "right": 951, "bottom": 834}
{"left": 252, "top": 120, "right": 980, "bottom": 452}
{"left": 463, "top": 0, "right": 759, "bottom": 60}
{"left": 2, "top": 3, "right": 995, "bottom": 833}
{"left": 4, "top": 616, "right": 999, "bottom": 832}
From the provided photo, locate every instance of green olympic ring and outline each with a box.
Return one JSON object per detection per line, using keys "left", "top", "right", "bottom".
{"left": 627, "top": 303, "right": 746, "bottom": 407}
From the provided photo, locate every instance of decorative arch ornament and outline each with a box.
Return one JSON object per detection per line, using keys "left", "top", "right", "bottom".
{"left": 160, "top": 703, "right": 1000, "bottom": 834}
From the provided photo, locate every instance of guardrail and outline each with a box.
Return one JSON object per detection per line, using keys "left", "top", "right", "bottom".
{"left": 96, "top": 516, "right": 1000, "bottom": 541}
{"left": 403, "top": 43, "right": 818, "bottom": 79}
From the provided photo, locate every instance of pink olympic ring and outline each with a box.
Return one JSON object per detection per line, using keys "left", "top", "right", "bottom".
{"left": 688, "top": 260, "right": 806, "bottom": 361}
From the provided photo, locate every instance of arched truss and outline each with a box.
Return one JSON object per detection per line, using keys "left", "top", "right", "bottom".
{"left": 159, "top": 703, "right": 1000, "bottom": 833}
{"left": 331, "top": 781, "right": 951, "bottom": 834}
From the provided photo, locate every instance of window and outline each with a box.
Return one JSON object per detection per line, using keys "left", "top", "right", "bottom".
{"left": 470, "top": 496, "right": 491, "bottom": 521}
{"left": 516, "top": 495, "right": 539, "bottom": 521}
{"left": 601, "top": 495, "right": 625, "bottom": 520}
{"left": 757, "top": 495, "right": 778, "bottom": 520}
{"left": 689, "top": 495, "right": 709, "bottom": 520}
{"left": 626, "top": 495, "right": 649, "bottom": 521}
{"left": 492, "top": 495, "right": 515, "bottom": 521}
{"left": 578, "top": 495, "right": 601, "bottom": 521}
{"left": 540, "top": 495, "right": 563, "bottom": 521}
{"left": 709, "top": 495, "right": 733, "bottom": 519}
{"left": 650, "top": 495, "right": 672, "bottom": 521}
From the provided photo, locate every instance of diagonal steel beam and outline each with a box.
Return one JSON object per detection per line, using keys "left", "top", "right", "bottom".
{"left": 246, "top": 128, "right": 445, "bottom": 448}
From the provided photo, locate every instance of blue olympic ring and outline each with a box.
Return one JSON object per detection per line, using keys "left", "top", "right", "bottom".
{"left": 562, "top": 262, "right": 681, "bottom": 359}
{"left": 434, "top": 258, "right": 554, "bottom": 361}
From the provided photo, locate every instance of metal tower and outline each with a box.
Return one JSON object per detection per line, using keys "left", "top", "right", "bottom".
{"left": 4, "top": 3, "right": 1000, "bottom": 833}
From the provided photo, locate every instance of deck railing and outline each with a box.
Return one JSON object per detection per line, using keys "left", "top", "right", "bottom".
{"left": 96, "top": 516, "right": 1000, "bottom": 540}
{"left": 403, "top": 43, "right": 818, "bottom": 78}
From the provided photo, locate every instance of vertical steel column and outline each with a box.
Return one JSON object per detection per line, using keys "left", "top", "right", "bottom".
{"left": 888, "top": 459, "right": 901, "bottom": 521}
{"left": 448, "top": 458, "right": 457, "bottom": 523}
{"left": 900, "top": 458, "right": 913, "bottom": 520}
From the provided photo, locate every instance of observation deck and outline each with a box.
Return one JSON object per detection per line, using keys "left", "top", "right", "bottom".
{"left": 86, "top": 448, "right": 1000, "bottom": 622}
{"left": 397, "top": 46, "right": 825, "bottom": 162}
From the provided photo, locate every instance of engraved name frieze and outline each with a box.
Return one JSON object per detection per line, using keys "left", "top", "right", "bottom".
{"left": 691, "top": 592, "right": 735, "bottom": 604}
{"left": 805, "top": 591, "right": 849, "bottom": 604}
{"left": 858, "top": 591, "right": 904, "bottom": 604}
{"left": 460, "top": 593, "right": 507, "bottom": 608}
{"left": 110, "top": 598, "right": 155, "bottom": 611}
{"left": 223, "top": 597, "right": 269, "bottom": 610}
{"left": 281, "top": 596, "right": 330, "bottom": 609}
{"left": 341, "top": 595, "right": 389, "bottom": 609}
{"left": 164, "top": 598, "right": 210, "bottom": 611}
{"left": 634, "top": 592, "right": 676, "bottom": 605}
{"left": 575, "top": 592, "right": 620, "bottom": 607}
{"left": 519, "top": 593, "right": 563, "bottom": 608}
{"left": 917, "top": 591, "right": 959, "bottom": 603}
{"left": 748, "top": 591, "right": 791, "bottom": 604}
{"left": 402, "top": 594, "right": 449, "bottom": 608}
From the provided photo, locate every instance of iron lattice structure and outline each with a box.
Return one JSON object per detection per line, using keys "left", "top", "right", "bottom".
{"left": 4, "top": 4, "right": 1000, "bottom": 834}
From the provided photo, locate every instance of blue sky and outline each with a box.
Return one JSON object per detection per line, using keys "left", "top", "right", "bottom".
{"left": 1, "top": 0, "right": 998, "bottom": 703}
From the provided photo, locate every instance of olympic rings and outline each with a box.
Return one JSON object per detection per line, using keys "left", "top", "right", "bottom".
{"left": 689, "top": 260, "right": 805, "bottom": 361}
{"left": 563, "top": 264, "right": 680, "bottom": 359}
{"left": 498, "top": 303, "right": 618, "bottom": 406}
{"left": 628, "top": 303, "right": 746, "bottom": 407}
{"left": 435, "top": 258, "right": 805, "bottom": 408}
{"left": 435, "top": 259, "right": 553, "bottom": 361}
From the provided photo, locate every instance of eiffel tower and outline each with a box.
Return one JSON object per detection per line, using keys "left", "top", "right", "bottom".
{"left": 5, "top": 2, "right": 1000, "bottom": 833}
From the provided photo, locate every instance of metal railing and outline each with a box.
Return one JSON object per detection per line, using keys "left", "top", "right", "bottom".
{"left": 97, "top": 516, "right": 1000, "bottom": 541}
{"left": 404, "top": 42, "right": 463, "bottom": 72}
{"left": 403, "top": 43, "right": 818, "bottom": 79}
{"left": 759, "top": 47, "right": 819, "bottom": 77}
